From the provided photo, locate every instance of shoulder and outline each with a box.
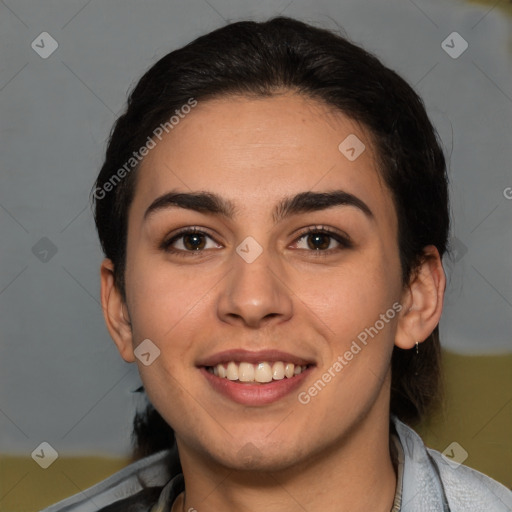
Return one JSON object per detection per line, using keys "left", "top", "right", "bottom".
{"left": 426, "top": 448, "right": 512, "bottom": 512}
{"left": 393, "top": 417, "right": 512, "bottom": 512}
{"left": 39, "top": 448, "right": 179, "bottom": 512}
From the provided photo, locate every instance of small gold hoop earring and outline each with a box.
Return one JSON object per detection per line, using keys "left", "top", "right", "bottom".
{"left": 416, "top": 341, "right": 419, "bottom": 354}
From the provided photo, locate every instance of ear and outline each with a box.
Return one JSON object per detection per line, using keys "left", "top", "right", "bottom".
{"left": 100, "top": 259, "right": 135, "bottom": 363}
{"left": 395, "top": 245, "right": 446, "bottom": 350}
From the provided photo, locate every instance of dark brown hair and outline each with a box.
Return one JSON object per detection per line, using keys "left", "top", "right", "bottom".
{"left": 93, "top": 16, "right": 450, "bottom": 461}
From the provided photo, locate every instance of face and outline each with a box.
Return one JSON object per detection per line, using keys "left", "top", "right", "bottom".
{"left": 110, "top": 93, "right": 410, "bottom": 471}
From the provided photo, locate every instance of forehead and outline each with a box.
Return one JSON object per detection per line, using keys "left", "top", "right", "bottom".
{"left": 131, "top": 93, "right": 394, "bottom": 224}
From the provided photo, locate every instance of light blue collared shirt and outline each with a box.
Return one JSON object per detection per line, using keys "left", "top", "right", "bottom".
{"left": 40, "top": 416, "right": 512, "bottom": 512}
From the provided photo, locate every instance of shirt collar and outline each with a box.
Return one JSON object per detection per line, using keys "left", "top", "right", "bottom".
{"left": 153, "top": 421, "right": 406, "bottom": 512}
{"left": 152, "top": 416, "right": 450, "bottom": 512}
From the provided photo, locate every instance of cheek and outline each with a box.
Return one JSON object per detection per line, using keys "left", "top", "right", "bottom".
{"left": 295, "top": 247, "right": 400, "bottom": 346}
{"left": 125, "top": 249, "right": 221, "bottom": 339}
{"left": 299, "top": 268, "right": 398, "bottom": 424}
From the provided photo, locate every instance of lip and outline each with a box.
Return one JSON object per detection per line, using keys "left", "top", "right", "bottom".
{"left": 200, "top": 365, "right": 314, "bottom": 406}
{"left": 197, "top": 349, "right": 314, "bottom": 367}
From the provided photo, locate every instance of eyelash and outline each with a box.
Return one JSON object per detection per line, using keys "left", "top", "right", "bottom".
{"left": 160, "top": 225, "right": 352, "bottom": 259}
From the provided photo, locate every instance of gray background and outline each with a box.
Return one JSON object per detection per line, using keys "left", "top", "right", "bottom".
{"left": 1, "top": 0, "right": 511, "bottom": 457}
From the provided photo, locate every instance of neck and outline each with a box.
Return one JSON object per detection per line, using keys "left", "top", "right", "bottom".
{"left": 175, "top": 403, "right": 397, "bottom": 512}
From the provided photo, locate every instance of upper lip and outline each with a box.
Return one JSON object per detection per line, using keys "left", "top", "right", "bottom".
{"left": 197, "top": 349, "right": 315, "bottom": 367}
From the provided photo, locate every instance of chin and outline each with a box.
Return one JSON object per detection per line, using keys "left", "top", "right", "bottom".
{"left": 209, "top": 437, "right": 309, "bottom": 473}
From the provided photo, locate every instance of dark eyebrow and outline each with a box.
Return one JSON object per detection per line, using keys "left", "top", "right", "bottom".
{"left": 144, "top": 190, "right": 373, "bottom": 222}
{"left": 272, "top": 190, "right": 373, "bottom": 223}
{"left": 144, "top": 191, "right": 237, "bottom": 220}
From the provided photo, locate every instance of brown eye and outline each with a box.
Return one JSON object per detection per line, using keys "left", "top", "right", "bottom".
{"left": 161, "top": 228, "right": 222, "bottom": 256}
{"left": 306, "top": 232, "right": 332, "bottom": 250}
{"left": 182, "top": 233, "right": 207, "bottom": 250}
{"left": 292, "top": 227, "right": 352, "bottom": 254}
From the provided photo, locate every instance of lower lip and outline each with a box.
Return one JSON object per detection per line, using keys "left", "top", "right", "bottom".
{"left": 200, "top": 366, "right": 313, "bottom": 406}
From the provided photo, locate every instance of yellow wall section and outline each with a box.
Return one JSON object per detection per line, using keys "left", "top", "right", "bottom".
{"left": 417, "top": 350, "right": 512, "bottom": 490}
{"left": 1, "top": 350, "right": 510, "bottom": 511}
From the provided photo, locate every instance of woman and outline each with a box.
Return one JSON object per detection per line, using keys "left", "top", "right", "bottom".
{"left": 42, "top": 16, "right": 512, "bottom": 512}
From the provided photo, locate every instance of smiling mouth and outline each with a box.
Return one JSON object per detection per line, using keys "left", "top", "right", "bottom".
{"left": 205, "top": 361, "right": 311, "bottom": 384}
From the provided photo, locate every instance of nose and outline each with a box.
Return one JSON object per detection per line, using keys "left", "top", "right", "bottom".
{"left": 216, "top": 245, "right": 293, "bottom": 329}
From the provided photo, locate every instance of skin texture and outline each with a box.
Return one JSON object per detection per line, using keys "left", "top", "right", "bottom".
{"left": 100, "top": 93, "right": 446, "bottom": 512}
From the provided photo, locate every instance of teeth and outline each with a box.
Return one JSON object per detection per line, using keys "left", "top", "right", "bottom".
{"left": 272, "top": 361, "right": 285, "bottom": 380}
{"left": 239, "top": 362, "right": 255, "bottom": 382}
{"left": 226, "top": 361, "right": 238, "bottom": 380}
{"left": 209, "top": 361, "right": 308, "bottom": 383}
{"left": 255, "top": 362, "right": 272, "bottom": 383}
